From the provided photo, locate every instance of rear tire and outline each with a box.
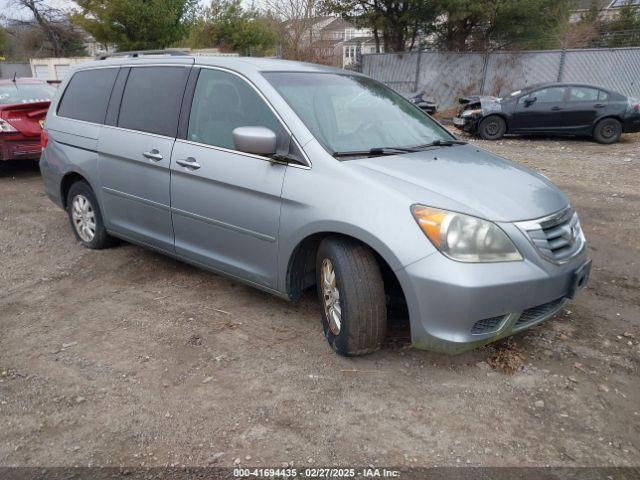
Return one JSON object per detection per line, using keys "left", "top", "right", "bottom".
{"left": 593, "top": 118, "right": 622, "bottom": 144}
{"left": 478, "top": 115, "right": 507, "bottom": 140}
{"left": 316, "top": 237, "right": 387, "bottom": 356}
{"left": 66, "top": 181, "right": 113, "bottom": 249}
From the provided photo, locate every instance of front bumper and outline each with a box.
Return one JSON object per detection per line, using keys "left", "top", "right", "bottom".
{"left": 396, "top": 235, "right": 590, "bottom": 354}
{"left": 452, "top": 115, "right": 481, "bottom": 133}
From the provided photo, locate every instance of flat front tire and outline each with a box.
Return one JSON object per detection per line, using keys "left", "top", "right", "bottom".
{"left": 316, "top": 237, "right": 387, "bottom": 356}
{"left": 66, "top": 181, "right": 113, "bottom": 249}
{"left": 593, "top": 118, "right": 622, "bottom": 144}
{"left": 478, "top": 115, "right": 507, "bottom": 140}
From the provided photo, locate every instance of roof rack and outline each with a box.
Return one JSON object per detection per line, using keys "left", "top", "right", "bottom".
{"left": 97, "top": 49, "right": 190, "bottom": 60}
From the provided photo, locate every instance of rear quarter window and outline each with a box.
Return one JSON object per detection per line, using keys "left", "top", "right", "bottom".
{"left": 57, "top": 68, "right": 119, "bottom": 124}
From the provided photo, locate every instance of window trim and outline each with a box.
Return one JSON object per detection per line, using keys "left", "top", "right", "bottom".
{"left": 178, "top": 65, "right": 311, "bottom": 169}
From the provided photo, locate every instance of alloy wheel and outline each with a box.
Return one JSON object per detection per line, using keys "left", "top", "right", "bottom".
{"left": 71, "top": 194, "right": 96, "bottom": 242}
{"left": 321, "top": 258, "right": 342, "bottom": 335}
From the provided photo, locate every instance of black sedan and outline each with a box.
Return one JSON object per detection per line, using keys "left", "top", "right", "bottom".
{"left": 453, "top": 83, "right": 640, "bottom": 144}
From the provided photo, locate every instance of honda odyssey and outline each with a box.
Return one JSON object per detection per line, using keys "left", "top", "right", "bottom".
{"left": 40, "top": 52, "right": 591, "bottom": 356}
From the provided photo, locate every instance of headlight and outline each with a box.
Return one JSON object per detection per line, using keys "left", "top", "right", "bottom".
{"left": 461, "top": 108, "right": 481, "bottom": 117}
{"left": 411, "top": 205, "right": 522, "bottom": 262}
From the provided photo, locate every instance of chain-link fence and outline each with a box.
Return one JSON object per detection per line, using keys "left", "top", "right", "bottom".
{"left": 361, "top": 47, "right": 640, "bottom": 111}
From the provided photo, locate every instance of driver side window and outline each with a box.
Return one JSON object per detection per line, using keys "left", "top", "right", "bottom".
{"left": 188, "top": 69, "right": 284, "bottom": 151}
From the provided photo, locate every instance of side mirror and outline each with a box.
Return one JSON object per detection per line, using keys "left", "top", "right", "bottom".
{"left": 232, "top": 126, "right": 277, "bottom": 156}
{"left": 524, "top": 96, "right": 537, "bottom": 107}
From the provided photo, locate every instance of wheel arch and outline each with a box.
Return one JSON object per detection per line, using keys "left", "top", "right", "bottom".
{"left": 60, "top": 171, "right": 90, "bottom": 209}
{"left": 479, "top": 113, "right": 510, "bottom": 133}
{"left": 591, "top": 114, "right": 624, "bottom": 133}
{"left": 284, "top": 230, "right": 408, "bottom": 314}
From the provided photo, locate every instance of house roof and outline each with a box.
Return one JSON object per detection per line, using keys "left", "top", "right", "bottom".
{"left": 573, "top": 0, "right": 639, "bottom": 10}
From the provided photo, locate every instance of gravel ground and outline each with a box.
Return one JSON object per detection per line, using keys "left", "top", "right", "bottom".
{"left": 1, "top": 132, "right": 639, "bottom": 468}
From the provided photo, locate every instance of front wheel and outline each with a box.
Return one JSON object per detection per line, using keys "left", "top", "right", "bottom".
{"left": 593, "top": 118, "right": 622, "bottom": 144}
{"left": 478, "top": 115, "right": 507, "bottom": 140}
{"left": 316, "top": 237, "right": 387, "bottom": 356}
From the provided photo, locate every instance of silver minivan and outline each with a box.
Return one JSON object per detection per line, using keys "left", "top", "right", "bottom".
{"left": 40, "top": 52, "right": 591, "bottom": 356}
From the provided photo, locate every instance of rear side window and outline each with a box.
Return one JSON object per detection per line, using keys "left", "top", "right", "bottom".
{"left": 569, "top": 87, "right": 599, "bottom": 102}
{"left": 118, "top": 67, "right": 188, "bottom": 137}
{"left": 57, "top": 68, "right": 118, "bottom": 123}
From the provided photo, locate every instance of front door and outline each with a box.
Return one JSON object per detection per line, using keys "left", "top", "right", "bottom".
{"left": 98, "top": 65, "right": 190, "bottom": 252}
{"left": 170, "top": 68, "right": 289, "bottom": 288}
{"left": 510, "top": 86, "right": 567, "bottom": 132}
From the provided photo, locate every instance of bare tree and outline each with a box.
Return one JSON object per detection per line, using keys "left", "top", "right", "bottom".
{"left": 8, "top": 0, "right": 86, "bottom": 57}
{"left": 265, "top": 0, "right": 321, "bottom": 61}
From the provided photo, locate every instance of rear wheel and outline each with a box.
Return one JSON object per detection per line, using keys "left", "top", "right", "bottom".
{"left": 478, "top": 115, "right": 507, "bottom": 140}
{"left": 66, "top": 181, "right": 113, "bottom": 249}
{"left": 593, "top": 118, "right": 622, "bottom": 144}
{"left": 316, "top": 237, "right": 387, "bottom": 356}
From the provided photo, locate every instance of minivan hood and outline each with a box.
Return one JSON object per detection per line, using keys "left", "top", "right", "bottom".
{"left": 349, "top": 144, "right": 568, "bottom": 222}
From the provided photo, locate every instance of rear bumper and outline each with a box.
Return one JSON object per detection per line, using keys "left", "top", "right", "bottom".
{"left": 622, "top": 116, "right": 640, "bottom": 133}
{"left": 396, "top": 247, "right": 590, "bottom": 354}
{"left": 0, "top": 139, "right": 41, "bottom": 161}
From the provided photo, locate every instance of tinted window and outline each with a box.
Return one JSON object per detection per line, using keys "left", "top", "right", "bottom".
{"left": 188, "top": 69, "right": 283, "bottom": 150}
{"left": 520, "top": 87, "right": 566, "bottom": 104}
{"left": 598, "top": 90, "right": 609, "bottom": 101}
{"left": 58, "top": 68, "right": 118, "bottom": 123}
{"left": 118, "top": 67, "right": 188, "bottom": 137}
{"left": 569, "top": 87, "right": 599, "bottom": 102}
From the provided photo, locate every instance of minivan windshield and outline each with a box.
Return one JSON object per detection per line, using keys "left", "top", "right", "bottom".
{"left": 0, "top": 83, "right": 57, "bottom": 105}
{"left": 264, "top": 72, "right": 453, "bottom": 156}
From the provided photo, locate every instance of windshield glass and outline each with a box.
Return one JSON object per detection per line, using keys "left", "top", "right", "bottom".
{"left": 264, "top": 72, "right": 452, "bottom": 154}
{"left": 0, "top": 83, "right": 57, "bottom": 105}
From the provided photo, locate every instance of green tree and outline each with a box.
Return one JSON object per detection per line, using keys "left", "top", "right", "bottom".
{"left": 434, "top": 0, "right": 573, "bottom": 51}
{"left": 322, "top": 0, "right": 440, "bottom": 53}
{"left": 603, "top": 1, "right": 640, "bottom": 47}
{"left": 187, "top": 0, "right": 278, "bottom": 55}
{"left": 71, "top": 0, "right": 198, "bottom": 51}
{"left": 0, "top": 26, "right": 8, "bottom": 59}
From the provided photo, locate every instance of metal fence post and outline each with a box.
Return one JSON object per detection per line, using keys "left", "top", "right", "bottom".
{"left": 479, "top": 50, "right": 490, "bottom": 95}
{"left": 413, "top": 51, "right": 422, "bottom": 92}
{"left": 557, "top": 48, "right": 567, "bottom": 82}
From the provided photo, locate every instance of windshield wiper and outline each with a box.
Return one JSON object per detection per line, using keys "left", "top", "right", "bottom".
{"left": 417, "top": 139, "right": 468, "bottom": 147}
{"left": 333, "top": 146, "right": 424, "bottom": 159}
{"left": 332, "top": 140, "right": 467, "bottom": 159}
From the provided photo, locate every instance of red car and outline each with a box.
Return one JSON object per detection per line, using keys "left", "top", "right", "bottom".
{"left": 0, "top": 78, "right": 56, "bottom": 161}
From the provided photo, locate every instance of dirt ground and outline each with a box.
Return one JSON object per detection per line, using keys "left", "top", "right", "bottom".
{"left": 1, "top": 131, "right": 639, "bottom": 469}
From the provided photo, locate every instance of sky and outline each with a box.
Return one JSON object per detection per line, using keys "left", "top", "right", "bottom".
{"left": 0, "top": 0, "right": 258, "bottom": 21}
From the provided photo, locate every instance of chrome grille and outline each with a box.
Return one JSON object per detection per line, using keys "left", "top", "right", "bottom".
{"left": 516, "top": 207, "right": 585, "bottom": 263}
{"left": 471, "top": 315, "right": 505, "bottom": 335}
{"left": 515, "top": 297, "right": 565, "bottom": 328}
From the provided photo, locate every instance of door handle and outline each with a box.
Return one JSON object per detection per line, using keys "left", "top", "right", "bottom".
{"left": 551, "top": 106, "right": 562, "bottom": 111}
{"left": 176, "top": 157, "right": 201, "bottom": 170}
{"left": 143, "top": 149, "right": 163, "bottom": 161}
{"left": 594, "top": 103, "right": 606, "bottom": 108}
